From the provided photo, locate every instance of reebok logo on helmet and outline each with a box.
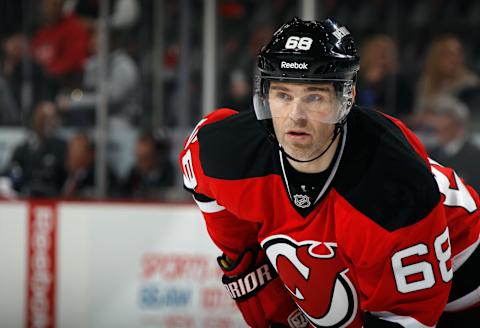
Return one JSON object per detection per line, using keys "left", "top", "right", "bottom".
{"left": 281, "top": 61, "right": 309, "bottom": 70}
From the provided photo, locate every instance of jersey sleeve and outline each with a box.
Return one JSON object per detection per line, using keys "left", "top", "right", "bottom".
{"left": 336, "top": 194, "right": 451, "bottom": 327}
{"left": 179, "top": 108, "right": 262, "bottom": 257}
{"left": 382, "top": 113, "right": 480, "bottom": 250}
{"left": 179, "top": 108, "right": 237, "bottom": 197}
{"left": 179, "top": 110, "right": 305, "bottom": 327}
{"left": 337, "top": 114, "right": 480, "bottom": 326}
{"left": 191, "top": 190, "right": 262, "bottom": 259}
{"left": 428, "top": 158, "right": 480, "bottom": 257}
{"left": 427, "top": 159, "right": 480, "bottom": 312}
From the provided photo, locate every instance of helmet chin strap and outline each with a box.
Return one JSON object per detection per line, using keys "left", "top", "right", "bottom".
{"left": 279, "top": 122, "right": 344, "bottom": 163}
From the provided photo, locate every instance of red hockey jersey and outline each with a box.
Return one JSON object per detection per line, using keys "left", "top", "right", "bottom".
{"left": 180, "top": 107, "right": 480, "bottom": 327}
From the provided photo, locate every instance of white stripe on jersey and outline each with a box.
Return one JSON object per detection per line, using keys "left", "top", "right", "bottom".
{"left": 445, "top": 234, "right": 480, "bottom": 312}
{"left": 445, "top": 286, "right": 480, "bottom": 312}
{"left": 193, "top": 197, "right": 225, "bottom": 213}
{"left": 369, "top": 311, "right": 435, "bottom": 328}
{"left": 452, "top": 235, "right": 480, "bottom": 271}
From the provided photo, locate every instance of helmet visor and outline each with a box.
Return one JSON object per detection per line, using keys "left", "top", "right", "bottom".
{"left": 253, "top": 78, "right": 354, "bottom": 124}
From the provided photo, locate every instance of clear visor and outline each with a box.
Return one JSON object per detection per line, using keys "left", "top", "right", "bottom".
{"left": 253, "top": 78, "right": 354, "bottom": 124}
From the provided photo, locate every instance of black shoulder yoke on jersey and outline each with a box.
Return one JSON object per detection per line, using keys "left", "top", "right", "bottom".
{"left": 197, "top": 110, "right": 280, "bottom": 180}
{"left": 334, "top": 107, "right": 441, "bottom": 232}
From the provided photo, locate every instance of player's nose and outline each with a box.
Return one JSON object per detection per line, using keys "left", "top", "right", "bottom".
{"left": 288, "top": 101, "right": 308, "bottom": 122}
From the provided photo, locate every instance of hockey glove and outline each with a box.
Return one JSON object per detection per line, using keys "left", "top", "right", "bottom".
{"left": 218, "top": 247, "right": 308, "bottom": 328}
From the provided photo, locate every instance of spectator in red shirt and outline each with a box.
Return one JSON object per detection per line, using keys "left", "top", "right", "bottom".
{"left": 31, "top": 0, "right": 89, "bottom": 86}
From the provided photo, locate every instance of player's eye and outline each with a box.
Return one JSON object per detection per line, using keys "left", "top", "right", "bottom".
{"left": 275, "top": 92, "right": 293, "bottom": 101}
{"left": 303, "top": 94, "right": 324, "bottom": 103}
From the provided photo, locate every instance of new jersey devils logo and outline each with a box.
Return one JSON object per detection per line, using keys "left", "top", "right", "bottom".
{"left": 262, "top": 235, "right": 358, "bottom": 328}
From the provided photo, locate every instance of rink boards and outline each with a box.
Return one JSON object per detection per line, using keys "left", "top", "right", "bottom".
{"left": 0, "top": 200, "right": 245, "bottom": 328}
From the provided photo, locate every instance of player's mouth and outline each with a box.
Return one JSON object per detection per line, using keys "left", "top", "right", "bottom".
{"left": 286, "top": 130, "right": 311, "bottom": 141}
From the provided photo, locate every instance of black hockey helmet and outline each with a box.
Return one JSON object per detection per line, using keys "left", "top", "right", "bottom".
{"left": 253, "top": 17, "right": 360, "bottom": 126}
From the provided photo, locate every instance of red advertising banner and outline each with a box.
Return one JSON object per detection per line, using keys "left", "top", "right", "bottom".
{"left": 27, "top": 201, "right": 57, "bottom": 328}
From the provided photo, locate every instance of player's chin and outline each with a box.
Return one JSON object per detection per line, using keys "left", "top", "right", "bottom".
{"left": 284, "top": 144, "right": 314, "bottom": 159}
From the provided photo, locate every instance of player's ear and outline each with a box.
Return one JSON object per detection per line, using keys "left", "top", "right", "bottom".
{"left": 350, "top": 85, "right": 356, "bottom": 106}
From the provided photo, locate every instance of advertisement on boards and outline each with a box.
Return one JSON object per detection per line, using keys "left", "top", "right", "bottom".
{"left": 0, "top": 201, "right": 246, "bottom": 328}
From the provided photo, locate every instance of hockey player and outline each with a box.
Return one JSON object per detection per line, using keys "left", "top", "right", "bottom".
{"left": 180, "top": 18, "right": 480, "bottom": 327}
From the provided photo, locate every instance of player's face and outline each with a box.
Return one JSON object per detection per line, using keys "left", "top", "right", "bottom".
{"left": 269, "top": 81, "right": 337, "bottom": 160}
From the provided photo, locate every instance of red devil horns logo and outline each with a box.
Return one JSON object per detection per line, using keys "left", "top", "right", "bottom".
{"left": 262, "top": 235, "right": 358, "bottom": 328}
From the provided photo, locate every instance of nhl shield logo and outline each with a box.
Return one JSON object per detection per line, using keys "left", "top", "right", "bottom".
{"left": 293, "top": 194, "right": 311, "bottom": 208}
{"left": 288, "top": 309, "right": 309, "bottom": 328}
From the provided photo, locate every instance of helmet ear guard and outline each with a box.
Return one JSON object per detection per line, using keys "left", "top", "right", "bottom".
{"left": 253, "top": 78, "right": 276, "bottom": 142}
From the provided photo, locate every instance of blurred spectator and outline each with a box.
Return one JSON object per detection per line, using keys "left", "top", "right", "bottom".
{"left": 61, "top": 132, "right": 119, "bottom": 198}
{"left": 0, "top": 1, "right": 25, "bottom": 40}
{"left": 356, "top": 34, "right": 414, "bottom": 119}
{"left": 1, "top": 33, "right": 54, "bottom": 123}
{"left": 71, "top": 0, "right": 141, "bottom": 54}
{"left": 221, "top": 69, "right": 252, "bottom": 111}
{"left": 0, "top": 73, "right": 19, "bottom": 125}
{"left": 31, "top": 0, "right": 89, "bottom": 88}
{"left": 123, "top": 131, "right": 174, "bottom": 199}
{"left": 421, "top": 96, "right": 480, "bottom": 191}
{"left": 61, "top": 132, "right": 95, "bottom": 198}
{"left": 56, "top": 25, "right": 141, "bottom": 126}
{"left": 248, "top": 24, "right": 275, "bottom": 66}
{"left": 72, "top": 0, "right": 140, "bottom": 30}
{"left": 110, "top": 0, "right": 141, "bottom": 30}
{"left": 1, "top": 101, "right": 66, "bottom": 197}
{"left": 416, "top": 35, "right": 480, "bottom": 113}
{"left": 218, "top": 23, "right": 275, "bottom": 113}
